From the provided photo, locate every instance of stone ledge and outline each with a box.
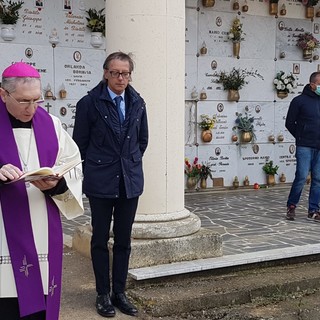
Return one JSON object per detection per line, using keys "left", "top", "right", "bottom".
{"left": 129, "top": 243, "right": 320, "bottom": 280}
{"left": 72, "top": 226, "right": 222, "bottom": 269}
{"left": 128, "top": 259, "right": 320, "bottom": 318}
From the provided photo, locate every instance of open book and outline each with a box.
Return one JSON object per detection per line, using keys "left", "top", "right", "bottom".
{"left": 10, "top": 159, "right": 83, "bottom": 183}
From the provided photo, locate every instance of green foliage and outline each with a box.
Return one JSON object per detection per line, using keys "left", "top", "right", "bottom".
{"left": 0, "top": 0, "right": 24, "bottom": 24}
{"left": 262, "top": 160, "right": 279, "bottom": 175}
{"left": 212, "top": 68, "right": 264, "bottom": 91}
{"left": 233, "top": 112, "right": 255, "bottom": 133}
{"left": 85, "top": 8, "right": 105, "bottom": 36}
{"left": 199, "top": 162, "right": 213, "bottom": 180}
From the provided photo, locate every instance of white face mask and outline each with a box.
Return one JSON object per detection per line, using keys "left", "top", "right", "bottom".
{"left": 316, "top": 85, "right": 320, "bottom": 96}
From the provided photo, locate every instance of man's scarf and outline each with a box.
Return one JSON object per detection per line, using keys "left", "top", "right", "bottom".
{"left": 0, "top": 100, "right": 62, "bottom": 320}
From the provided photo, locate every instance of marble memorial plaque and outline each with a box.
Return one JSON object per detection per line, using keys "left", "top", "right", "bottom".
{"left": 198, "top": 144, "right": 238, "bottom": 186}
{"left": 238, "top": 143, "right": 275, "bottom": 185}
{"left": 197, "top": 100, "right": 236, "bottom": 145}
{"left": 54, "top": 47, "right": 106, "bottom": 100}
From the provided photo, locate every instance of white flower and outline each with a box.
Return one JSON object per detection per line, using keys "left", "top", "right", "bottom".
{"left": 274, "top": 71, "right": 297, "bottom": 93}
{"left": 228, "top": 33, "right": 234, "bottom": 40}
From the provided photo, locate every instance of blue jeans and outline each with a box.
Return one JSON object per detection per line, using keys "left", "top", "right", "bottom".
{"left": 287, "top": 146, "right": 320, "bottom": 212}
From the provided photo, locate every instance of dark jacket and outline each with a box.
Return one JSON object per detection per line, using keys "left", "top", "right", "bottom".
{"left": 285, "top": 84, "right": 320, "bottom": 150}
{"left": 72, "top": 80, "right": 148, "bottom": 199}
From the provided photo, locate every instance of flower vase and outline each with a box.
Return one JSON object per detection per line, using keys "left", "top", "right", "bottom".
{"left": 200, "top": 178, "right": 207, "bottom": 189}
{"left": 1, "top": 24, "right": 16, "bottom": 41}
{"left": 90, "top": 32, "right": 103, "bottom": 48}
{"left": 186, "top": 177, "right": 197, "bottom": 190}
{"left": 303, "top": 48, "right": 313, "bottom": 59}
{"left": 228, "top": 89, "right": 240, "bottom": 102}
{"left": 306, "top": 6, "right": 314, "bottom": 19}
{"left": 267, "top": 174, "right": 275, "bottom": 186}
{"left": 202, "top": 0, "right": 215, "bottom": 7}
{"left": 233, "top": 41, "right": 240, "bottom": 57}
{"left": 269, "top": 3, "right": 278, "bottom": 15}
{"left": 277, "top": 91, "right": 288, "bottom": 99}
{"left": 240, "top": 132, "right": 252, "bottom": 143}
{"left": 201, "top": 130, "right": 212, "bottom": 143}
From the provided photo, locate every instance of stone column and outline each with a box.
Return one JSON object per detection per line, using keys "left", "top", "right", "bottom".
{"left": 73, "top": 0, "right": 222, "bottom": 268}
{"left": 106, "top": 0, "right": 201, "bottom": 238}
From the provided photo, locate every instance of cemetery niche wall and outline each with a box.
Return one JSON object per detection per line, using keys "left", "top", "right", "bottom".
{"left": 185, "top": 0, "right": 320, "bottom": 188}
{"left": 0, "top": 0, "right": 106, "bottom": 136}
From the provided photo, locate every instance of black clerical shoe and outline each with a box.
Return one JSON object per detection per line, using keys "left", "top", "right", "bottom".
{"left": 96, "top": 294, "right": 116, "bottom": 317}
{"left": 111, "top": 292, "right": 138, "bottom": 316}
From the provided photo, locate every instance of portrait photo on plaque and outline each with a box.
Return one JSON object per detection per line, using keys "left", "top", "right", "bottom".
{"left": 35, "top": 0, "right": 44, "bottom": 7}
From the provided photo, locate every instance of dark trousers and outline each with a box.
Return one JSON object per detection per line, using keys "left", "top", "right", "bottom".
{"left": 0, "top": 298, "right": 45, "bottom": 319}
{"left": 89, "top": 195, "right": 139, "bottom": 295}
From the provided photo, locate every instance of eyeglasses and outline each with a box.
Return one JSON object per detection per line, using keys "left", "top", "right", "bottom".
{"left": 5, "top": 90, "right": 45, "bottom": 106}
{"left": 108, "top": 71, "right": 131, "bottom": 79}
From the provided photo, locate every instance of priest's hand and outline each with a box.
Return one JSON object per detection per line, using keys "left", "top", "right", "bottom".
{"left": 31, "top": 176, "right": 62, "bottom": 191}
{"left": 0, "top": 164, "right": 22, "bottom": 182}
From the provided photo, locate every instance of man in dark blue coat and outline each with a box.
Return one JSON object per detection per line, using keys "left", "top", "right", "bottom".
{"left": 285, "top": 71, "right": 320, "bottom": 222}
{"left": 73, "top": 52, "right": 148, "bottom": 317}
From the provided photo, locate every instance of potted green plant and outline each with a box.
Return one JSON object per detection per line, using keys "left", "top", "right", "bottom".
{"left": 232, "top": 112, "right": 255, "bottom": 143}
{"left": 85, "top": 7, "right": 105, "bottom": 47}
{"left": 0, "top": 0, "right": 24, "bottom": 24}
{"left": 198, "top": 114, "right": 216, "bottom": 143}
{"left": 86, "top": 8, "right": 105, "bottom": 35}
{"left": 0, "top": 0, "right": 24, "bottom": 41}
{"left": 199, "top": 161, "right": 213, "bottom": 189}
{"left": 297, "top": 32, "right": 320, "bottom": 59}
{"left": 262, "top": 160, "right": 279, "bottom": 185}
{"left": 212, "top": 67, "right": 264, "bottom": 101}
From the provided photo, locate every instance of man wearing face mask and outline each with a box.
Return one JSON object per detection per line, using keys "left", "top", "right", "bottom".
{"left": 285, "top": 71, "right": 320, "bottom": 222}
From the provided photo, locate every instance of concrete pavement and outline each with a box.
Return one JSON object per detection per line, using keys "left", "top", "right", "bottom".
{"left": 59, "top": 184, "right": 320, "bottom": 319}
{"left": 62, "top": 184, "right": 320, "bottom": 278}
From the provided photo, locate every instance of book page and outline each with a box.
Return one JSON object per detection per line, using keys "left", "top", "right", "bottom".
{"left": 7, "top": 159, "right": 83, "bottom": 183}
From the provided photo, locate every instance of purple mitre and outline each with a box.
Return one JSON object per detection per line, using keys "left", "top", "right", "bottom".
{"left": 2, "top": 62, "right": 40, "bottom": 78}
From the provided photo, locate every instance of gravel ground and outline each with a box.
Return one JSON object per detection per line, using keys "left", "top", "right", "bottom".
{"left": 60, "top": 248, "right": 320, "bottom": 320}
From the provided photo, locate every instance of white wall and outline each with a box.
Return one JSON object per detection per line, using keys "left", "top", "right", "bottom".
{"left": 185, "top": 0, "right": 320, "bottom": 187}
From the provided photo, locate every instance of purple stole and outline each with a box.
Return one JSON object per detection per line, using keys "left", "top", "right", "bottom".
{"left": 0, "top": 100, "right": 62, "bottom": 320}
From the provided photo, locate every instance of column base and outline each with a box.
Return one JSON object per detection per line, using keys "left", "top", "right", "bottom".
{"left": 132, "top": 210, "right": 201, "bottom": 239}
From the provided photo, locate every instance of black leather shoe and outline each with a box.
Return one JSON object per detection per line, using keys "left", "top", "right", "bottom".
{"left": 111, "top": 292, "right": 138, "bottom": 316}
{"left": 96, "top": 294, "right": 116, "bottom": 317}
